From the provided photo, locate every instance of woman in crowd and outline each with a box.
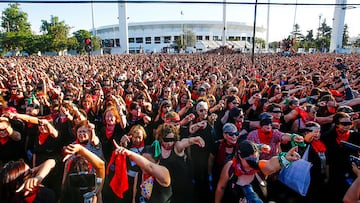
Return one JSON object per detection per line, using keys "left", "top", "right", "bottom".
{"left": 61, "top": 143, "right": 105, "bottom": 203}
{"left": 215, "top": 140, "right": 300, "bottom": 203}
{"left": 98, "top": 106, "right": 127, "bottom": 163}
{"left": 156, "top": 123, "right": 205, "bottom": 203}
{"left": 322, "top": 112, "right": 360, "bottom": 203}
{"left": 0, "top": 159, "right": 56, "bottom": 203}
{"left": 112, "top": 140, "right": 172, "bottom": 203}
{"left": 103, "top": 125, "right": 147, "bottom": 203}
{"left": 299, "top": 121, "right": 328, "bottom": 203}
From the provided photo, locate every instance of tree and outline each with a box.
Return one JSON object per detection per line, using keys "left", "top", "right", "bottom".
{"left": 173, "top": 29, "right": 196, "bottom": 50}
{"left": 0, "top": 3, "right": 32, "bottom": 54}
{"left": 305, "top": 30, "right": 314, "bottom": 42}
{"left": 184, "top": 29, "right": 196, "bottom": 48}
{"left": 342, "top": 24, "right": 349, "bottom": 47}
{"left": 291, "top": 23, "right": 304, "bottom": 40}
{"left": 255, "top": 38, "right": 266, "bottom": 49}
{"left": 72, "top": 29, "right": 101, "bottom": 54}
{"left": 318, "top": 19, "right": 332, "bottom": 39}
{"left": 40, "top": 15, "right": 71, "bottom": 52}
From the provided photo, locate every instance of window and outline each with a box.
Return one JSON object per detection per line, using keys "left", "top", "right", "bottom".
{"left": 155, "top": 37, "right": 161, "bottom": 44}
{"left": 196, "top": 36, "right": 203, "bottom": 40}
{"left": 205, "top": 36, "right": 210, "bottom": 40}
{"left": 145, "top": 37, "right": 151, "bottom": 44}
{"left": 129, "top": 38, "right": 134, "bottom": 43}
{"left": 213, "top": 36, "right": 219, "bottom": 41}
{"left": 136, "top": 37, "right": 143, "bottom": 43}
{"left": 164, "top": 36, "right": 171, "bottom": 43}
{"left": 241, "top": 36, "right": 246, "bottom": 41}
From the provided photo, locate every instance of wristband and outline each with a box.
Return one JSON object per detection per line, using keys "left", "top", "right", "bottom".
{"left": 290, "top": 133, "right": 306, "bottom": 147}
{"left": 257, "top": 144, "right": 264, "bottom": 151}
{"left": 278, "top": 152, "right": 292, "bottom": 168}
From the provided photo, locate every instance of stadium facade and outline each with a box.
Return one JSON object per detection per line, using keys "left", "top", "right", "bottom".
{"left": 93, "top": 21, "right": 266, "bottom": 54}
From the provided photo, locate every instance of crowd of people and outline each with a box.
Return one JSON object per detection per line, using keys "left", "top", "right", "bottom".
{"left": 0, "top": 52, "right": 360, "bottom": 203}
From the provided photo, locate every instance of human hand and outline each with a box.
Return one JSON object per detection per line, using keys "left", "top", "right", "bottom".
{"left": 16, "top": 176, "right": 43, "bottom": 196}
{"left": 260, "top": 144, "right": 271, "bottom": 154}
{"left": 191, "top": 136, "right": 205, "bottom": 148}
{"left": 113, "top": 139, "right": 130, "bottom": 156}
{"left": 120, "top": 134, "right": 132, "bottom": 147}
{"left": 285, "top": 146, "right": 301, "bottom": 162}
{"left": 62, "top": 144, "right": 83, "bottom": 162}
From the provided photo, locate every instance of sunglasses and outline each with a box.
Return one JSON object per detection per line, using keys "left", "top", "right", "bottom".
{"left": 225, "top": 131, "right": 239, "bottom": 137}
{"left": 271, "top": 110, "right": 282, "bottom": 113}
{"left": 232, "top": 102, "right": 239, "bottom": 105}
{"left": 339, "top": 121, "right": 352, "bottom": 126}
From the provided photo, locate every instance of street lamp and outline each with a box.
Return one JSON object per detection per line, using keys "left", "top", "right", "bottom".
{"left": 318, "top": 13, "right": 322, "bottom": 38}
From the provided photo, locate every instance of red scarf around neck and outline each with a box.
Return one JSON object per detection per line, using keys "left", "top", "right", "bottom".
{"left": 105, "top": 125, "right": 115, "bottom": 139}
{"left": 38, "top": 133, "right": 50, "bottom": 145}
{"left": 0, "top": 136, "right": 9, "bottom": 145}
{"left": 335, "top": 128, "right": 350, "bottom": 144}
{"left": 231, "top": 157, "right": 257, "bottom": 176}
{"left": 216, "top": 140, "right": 235, "bottom": 165}
{"left": 235, "top": 121, "right": 243, "bottom": 131}
{"left": 257, "top": 128, "right": 273, "bottom": 145}
{"left": 311, "top": 140, "right": 326, "bottom": 153}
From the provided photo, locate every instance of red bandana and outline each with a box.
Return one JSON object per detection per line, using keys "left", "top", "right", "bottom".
{"left": 311, "top": 140, "right": 326, "bottom": 153}
{"left": 216, "top": 140, "right": 235, "bottom": 165}
{"left": 132, "top": 140, "right": 145, "bottom": 149}
{"left": 0, "top": 136, "right": 9, "bottom": 145}
{"left": 257, "top": 128, "right": 273, "bottom": 145}
{"left": 335, "top": 128, "right": 350, "bottom": 144}
{"left": 38, "top": 133, "right": 50, "bottom": 145}
{"left": 235, "top": 121, "right": 243, "bottom": 131}
{"left": 106, "top": 152, "right": 129, "bottom": 198}
{"left": 105, "top": 125, "right": 115, "bottom": 139}
{"left": 231, "top": 158, "right": 257, "bottom": 176}
{"left": 296, "top": 107, "right": 310, "bottom": 122}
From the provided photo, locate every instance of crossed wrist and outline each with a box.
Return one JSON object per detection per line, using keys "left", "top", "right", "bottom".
{"left": 278, "top": 152, "right": 292, "bottom": 168}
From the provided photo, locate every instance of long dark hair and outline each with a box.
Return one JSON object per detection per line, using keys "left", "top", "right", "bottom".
{"left": 61, "top": 156, "right": 93, "bottom": 203}
{"left": 0, "top": 160, "right": 28, "bottom": 202}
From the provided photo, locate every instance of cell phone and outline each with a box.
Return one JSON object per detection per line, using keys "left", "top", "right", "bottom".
{"left": 68, "top": 173, "right": 95, "bottom": 188}
{"left": 349, "top": 155, "right": 360, "bottom": 166}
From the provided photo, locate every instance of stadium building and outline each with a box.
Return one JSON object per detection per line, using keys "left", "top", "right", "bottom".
{"left": 93, "top": 20, "right": 266, "bottom": 54}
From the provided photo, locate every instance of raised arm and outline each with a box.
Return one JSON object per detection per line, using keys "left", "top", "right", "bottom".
{"left": 259, "top": 146, "right": 300, "bottom": 176}
{"left": 113, "top": 140, "right": 170, "bottom": 187}
{"left": 174, "top": 136, "right": 205, "bottom": 156}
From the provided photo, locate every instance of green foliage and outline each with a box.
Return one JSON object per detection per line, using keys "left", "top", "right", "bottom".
{"left": 255, "top": 38, "right": 266, "bottom": 49}
{"left": 72, "top": 29, "right": 101, "bottom": 54}
{"left": 40, "top": 15, "right": 71, "bottom": 52}
{"left": 0, "top": 3, "right": 32, "bottom": 53}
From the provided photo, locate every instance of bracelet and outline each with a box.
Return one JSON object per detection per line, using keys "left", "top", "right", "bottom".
{"left": 257, "top": 144, "right": 263, "bottom": 151}
{"left": 290, "top": 133, "right": 306, "bottom": 147}
{"left": 278, "top": 152, "right": 292, "bottom": 168}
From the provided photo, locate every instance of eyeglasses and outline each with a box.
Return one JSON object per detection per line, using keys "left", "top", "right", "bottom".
{"left": 164, "top": 90, "right": 170, "bottom": 93}
{"left": 339, "top": 121, "right": 352, "bottom": 126}
{"left": 232, "top": 102, "right": 239, "bottom": 105}
{"left": 225, "top": 131, "right": 239, "bottom": 137}
{"left": 271, "top": 110, "right": 282, "bottom": 113}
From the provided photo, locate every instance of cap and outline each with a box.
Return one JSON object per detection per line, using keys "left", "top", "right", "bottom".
{"left": 237, "top": 140, "right": 258, "bottom": 158}
{"left": 223, "top": 123, "right": 237, "bottom": 133}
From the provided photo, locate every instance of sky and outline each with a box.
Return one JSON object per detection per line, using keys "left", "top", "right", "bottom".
{"left": 0, "top": 0, "right": 359, "bottom": 42}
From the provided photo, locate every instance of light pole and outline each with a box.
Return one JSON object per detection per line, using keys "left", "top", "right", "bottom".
{"left": 251, "top": 0, "right": 258, "bottom": 65}
{"left": 318, "top": 13, "right": 322, "bottom": 38}
{"left": 181, "top": 10, "right": 184, "bottom": 51}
